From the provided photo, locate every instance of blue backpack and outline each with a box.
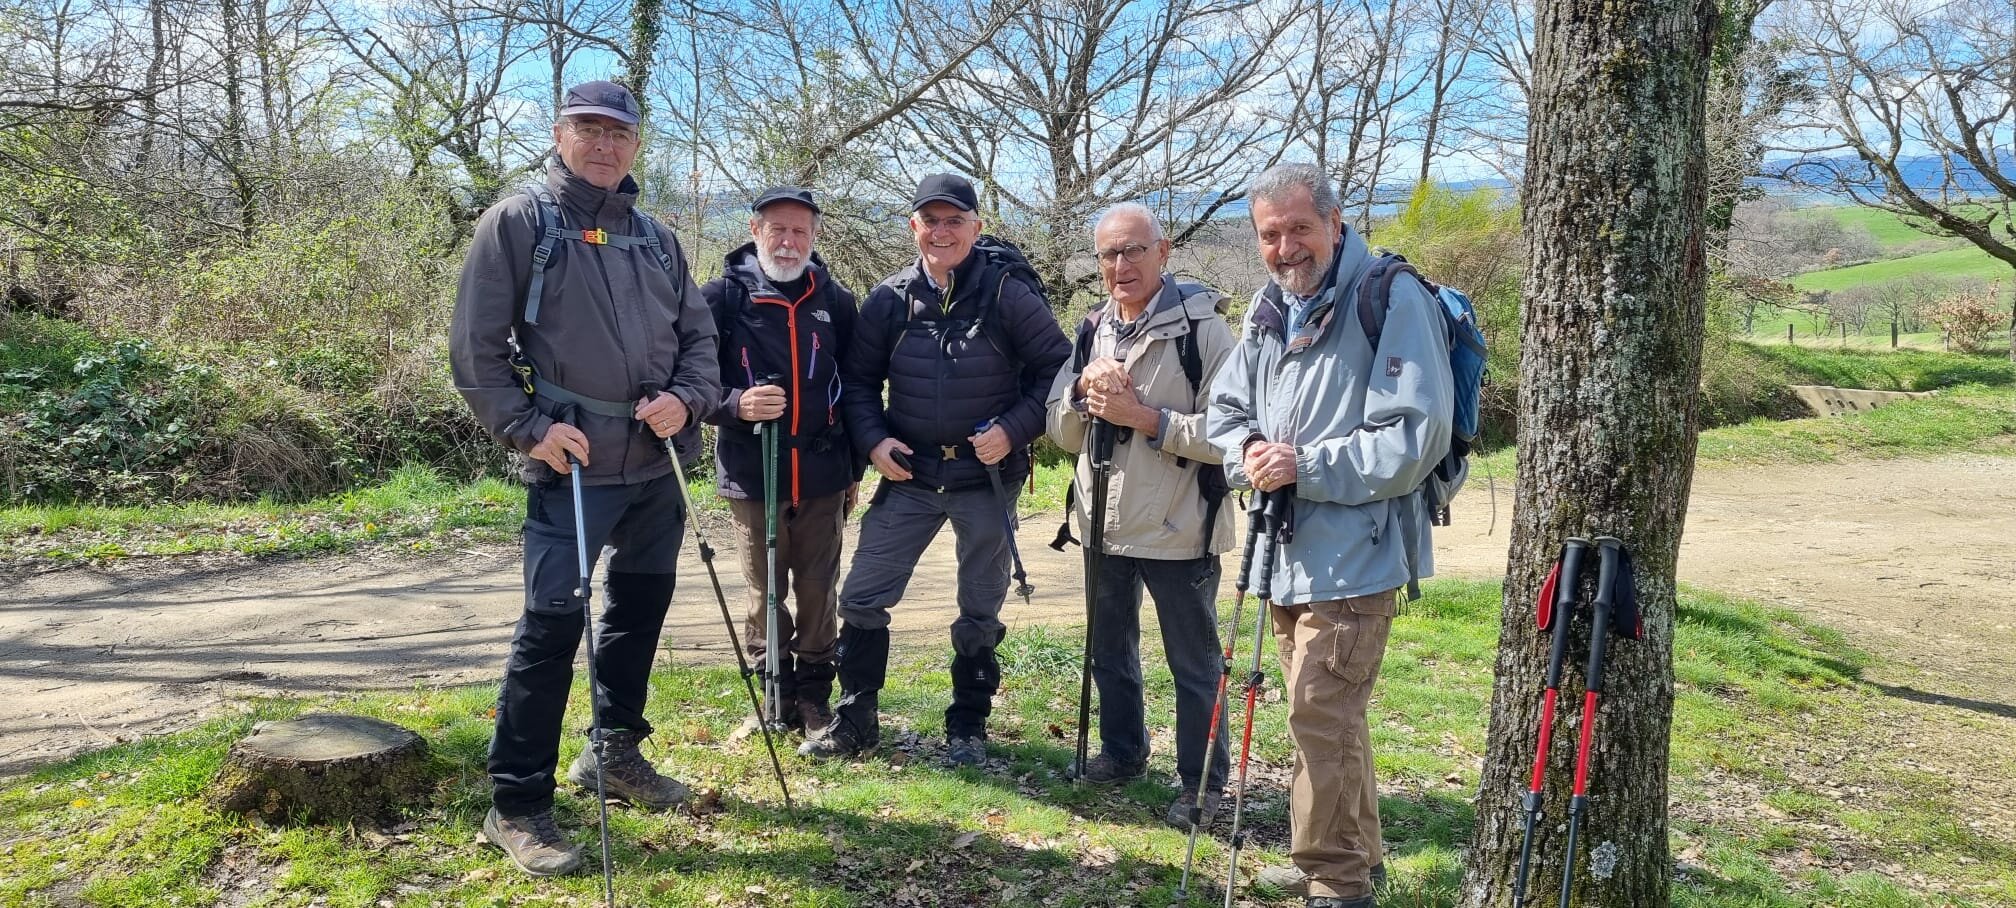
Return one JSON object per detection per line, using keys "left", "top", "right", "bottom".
{"left": 1355, "top": 253, "right": 1488, "bottom": 528}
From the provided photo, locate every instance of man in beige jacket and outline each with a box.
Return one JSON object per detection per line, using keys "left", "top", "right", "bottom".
{"left": 1046, "top": 201, "right": 1238, "bottom": 827}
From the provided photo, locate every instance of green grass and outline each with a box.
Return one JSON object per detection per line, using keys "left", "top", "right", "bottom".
{"left": 1697, "top": 384, "right": 2016, "bottom": 463}
{"left": 2, "top": 580, "right": 2005, "bottom": 906}
{"left": 1789, "top": 247, "right": 2013, "bottom": 296}
{"left": 0, "top": 464, "right": 524, "bottom": 561}
{"left": 1, "top": 461, "right": 1076, "bottom": 562}
{"left": 1782, "top": 204, "right": 1998, "bottom": 254}
{"left": 1746, "top": 344, "right": 2016, "bottom": 392}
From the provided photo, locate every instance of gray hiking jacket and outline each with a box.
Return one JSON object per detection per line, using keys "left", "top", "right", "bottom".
{"left": 1206, "top": 225, "right": 1454, "bottom": 605}
{"left": 1046, "top": 278, "right": 1238, "bottom": 560}
{"left": 451, "top": 161, "right": 721, "bottom": 486}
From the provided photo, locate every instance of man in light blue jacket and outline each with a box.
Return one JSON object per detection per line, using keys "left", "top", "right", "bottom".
{"left": 1207, "top": 163, "right": 1454, "bottom": 908}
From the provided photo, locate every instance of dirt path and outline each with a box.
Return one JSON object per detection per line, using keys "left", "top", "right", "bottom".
{"left": 3, "top": 454, "right": 2011, "bottom": 775}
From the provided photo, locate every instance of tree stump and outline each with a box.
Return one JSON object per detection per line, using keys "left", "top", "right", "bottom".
{"left": 209, "top": 713, "right": 430, "bottom": 824}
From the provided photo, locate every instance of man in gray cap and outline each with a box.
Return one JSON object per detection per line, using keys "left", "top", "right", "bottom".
{"left": 799, "top": 173, "right": 1070, "bottom": 767}
{"left": 450, "top": 79, "right": 720, "bottom": 877}
{"left": 700, "top": 186, "right": 861, "bottom": 736}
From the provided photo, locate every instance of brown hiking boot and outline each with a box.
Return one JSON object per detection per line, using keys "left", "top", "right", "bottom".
{"left": 1256, "top": 864, "right": 1386, "bottom": 897}
{"left": 1069, "top": 752, "right": 1147, "bottom": 784}
{"left": 482, "top": 807, "right": 583, "bottom": 877}
{"left": 567, "top": 729, "right": 690, "bottom": 810}
{"left": 794, "top": 698, "right": 833, "bottom": 736}
{"left": 1164, "top": 788, "right": 1222, "bottom": 829}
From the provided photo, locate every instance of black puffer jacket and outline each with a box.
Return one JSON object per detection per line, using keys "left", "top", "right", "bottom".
{"left": 842, "top": 244, "right": 1071, "bottom": 491}
{"left": 700, "top": 242, "right": 861, "bottom": 504}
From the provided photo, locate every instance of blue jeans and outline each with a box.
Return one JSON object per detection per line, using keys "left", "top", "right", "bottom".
{"left": 1089, "top": 552, "right": 1230, "bottom": 792}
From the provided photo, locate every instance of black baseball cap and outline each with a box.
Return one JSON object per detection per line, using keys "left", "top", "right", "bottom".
{"left": 911, "top": 173, "right": 978, "bottom": 212}
{"left": 559, "top": 80, "right": 641, "bottom": 125}
{"left": 751, "top": 186, "right": 821, "bottom": 215}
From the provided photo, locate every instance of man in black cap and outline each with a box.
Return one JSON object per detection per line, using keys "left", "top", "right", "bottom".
{"left": 799, "top": 173, "right": 1070, "bottom": 766}
{"left": 700, "top": 187, "right": 860, "bottom": 736}
{"left": 451, "top": 79, "right": 720, "bottom": 877}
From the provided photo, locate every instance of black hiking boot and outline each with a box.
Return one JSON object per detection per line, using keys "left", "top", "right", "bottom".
{"left": 1070, "top": 752, "right": 1148, "bottom": 784}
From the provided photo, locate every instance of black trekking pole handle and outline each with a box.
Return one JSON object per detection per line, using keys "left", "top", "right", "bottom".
{"left": 1559, "top": 536, "right": 1624, "bottom": 908}
{"left": 641, "top": 382, "right": 793, "bottom": 809}
{"left": 1514, "top": 536, "right": 1589, "bottom": 905}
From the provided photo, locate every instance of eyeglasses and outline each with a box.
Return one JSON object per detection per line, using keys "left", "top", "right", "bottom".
{"left": 916, "top": 215, "right": 972, "bottom": 231}
{"left": 569, "top": 122, "right": 640, "bottom": 147}
{"left": 1096, "top": 243, "right": 1153, "bottom": 265}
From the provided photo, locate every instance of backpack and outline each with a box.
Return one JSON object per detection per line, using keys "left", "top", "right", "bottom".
{"left": 507, "top": 185, "right": 698, "bottom": 466}
{"left": 1049, "top": 282, "right": 1231, "bottom": 554}
{"left": 1355, "top": 253, "right": 1487, "bottom": 528}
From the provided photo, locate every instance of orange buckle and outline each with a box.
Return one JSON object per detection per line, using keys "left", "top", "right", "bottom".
{"left": 582, "top": 228, "right": 608, "bottom": 245}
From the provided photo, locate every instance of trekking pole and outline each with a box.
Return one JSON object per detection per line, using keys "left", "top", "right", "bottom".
{"left": 758, "top": 378, "right": 785, "bottom": 729}
{"left": 975, "top": 418, "right": 1035, "bottom": 607}
{"left": 1176, "top": 492, "right": 1263, "bottom": 900}
{"left": 1558, "top": 536, "right": 1624, "bottom": 908}
{"left": 564, "top": 450, "right": 617, "bottom": 908}
{"left": 1222, "top": 487, "right": 1290, "bottom": 908}
{"left": 1071, "top": 418, "right": 1117, "bottom": 780}
{"left": 1513, "top": 537, "right": 1590, "bottom": 906}
{"left": 643, "top": 383, "right": 792, "bottom": 808}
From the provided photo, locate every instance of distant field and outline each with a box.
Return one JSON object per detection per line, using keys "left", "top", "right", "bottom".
{"left": 1790, "top": 245, "right": 2013, "bottom": 294}
{"left": 1781, "top": 203, "right": 1986, "bottom": 251}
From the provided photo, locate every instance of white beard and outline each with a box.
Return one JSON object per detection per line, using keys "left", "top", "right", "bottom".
{"left": 757, "top": 247, "right": 809, "bottom": 284}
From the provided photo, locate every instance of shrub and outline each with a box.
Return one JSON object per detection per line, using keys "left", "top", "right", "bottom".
{"left": 1928, "top": 287, "right": 2005, "bottom": 354}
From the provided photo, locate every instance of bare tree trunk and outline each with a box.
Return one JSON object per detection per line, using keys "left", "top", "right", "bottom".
{"left": 220, "top": 0, "right": 256, "bottom": 237}
{"left": 138, "top": 0, "right": 168, "bottom": 169}
{"left": 627, "top": 0, "right": 661, "bottom": 118}
{"left": 1458, "top": 0, "right": 1715, "bottom": 904}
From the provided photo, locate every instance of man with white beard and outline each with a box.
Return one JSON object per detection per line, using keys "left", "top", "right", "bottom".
{"left": 700, "top": 186, "right": 862, "bottom": 735}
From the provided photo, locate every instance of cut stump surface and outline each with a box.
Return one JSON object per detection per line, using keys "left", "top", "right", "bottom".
{"left": 208, "top": 713, "right": 429, "bottom": 823}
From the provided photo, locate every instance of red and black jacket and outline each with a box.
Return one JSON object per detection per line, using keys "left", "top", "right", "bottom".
{"left": 700, "top": 242, "right": 862, "bottom": 504}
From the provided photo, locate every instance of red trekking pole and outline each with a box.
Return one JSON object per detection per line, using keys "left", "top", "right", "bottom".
{"left": 1512, "top": 537, "right": 1590, "bottom": 904}
{"left": 1222, "top": 487, "right": 1291, "bottom": 908}
{"left": 1176, "top": 493, "right": 1264, "bottom": 899}
{"left": 1558, "top": 536, "right": 1626, "bottom": 908}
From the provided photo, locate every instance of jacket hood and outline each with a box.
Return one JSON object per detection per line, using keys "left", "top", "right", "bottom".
{"left": 1251, "top": 224, "right": 1370, "bottom": 340}
{"left": 544, "top": 158, "right": 640, "bottom": 223}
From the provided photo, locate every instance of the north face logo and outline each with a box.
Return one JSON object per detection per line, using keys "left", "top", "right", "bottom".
{"left": 812, "top": 310, "right": 832, "bottom": 323}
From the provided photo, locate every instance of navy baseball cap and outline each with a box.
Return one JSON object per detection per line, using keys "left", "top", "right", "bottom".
{"left": 751, "top": 186, "right": 821, "bottom": 215}
{"left": 911, "top": 173, "right": 978, "bottom": 212}
{"left": 559, "top": 80, "right": 641, "bottom": 125}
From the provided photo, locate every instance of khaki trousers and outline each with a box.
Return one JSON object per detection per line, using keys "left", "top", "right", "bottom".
{"left": 728, "top": 491, "right": 845, "bottom": 666}
{"left": 1271, "top": 590, "right": 1399, "bottom": 900}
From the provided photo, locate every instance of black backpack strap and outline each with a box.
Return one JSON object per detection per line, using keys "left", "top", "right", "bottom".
{"left": 522, "top": 186, "right": 566, "bottom": 327}
{"left": 630, "top": 209, "right": 678, "bottom": 275}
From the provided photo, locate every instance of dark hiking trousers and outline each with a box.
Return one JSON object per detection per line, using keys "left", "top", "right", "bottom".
{"left": 833, "top": 480, "right": 1011, "bottom": 739}
{"left": 1089, "top": 553, "right": 1230, "bottom": 793}
{"left": 489, "top": 473, "right": 685, "bottom": 816}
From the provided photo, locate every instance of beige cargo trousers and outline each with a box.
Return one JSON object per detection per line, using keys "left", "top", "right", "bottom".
{"left": 1271, "top": 589, "right": 1400, "bottom": 901}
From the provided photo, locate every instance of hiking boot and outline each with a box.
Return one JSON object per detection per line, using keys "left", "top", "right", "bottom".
{"left": 798, "top": 710, "right": 877, "bottom": 760}
{"left": 1306, "top": 898, "right": 1374, "bottom": 908}
{"left": 794, "top": 698, "right": 834, "bottom": 736}
{"left": 1164, "top": 788, "right": 1223, "bottom": 829}
{"left": 482, "top": 807, "right": 583, "bottom": 877}
{"left": 1070, "top": 752, "right": 1148, "bottom": 784}
{"left": 945, "top": 735, "right": 988, "bottom": 767}
{"left": 567, "top": 729, "right": 689, "bottom": 810}
{"left": 1256, "top": 864, "right": 1386, "bottom": 897}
